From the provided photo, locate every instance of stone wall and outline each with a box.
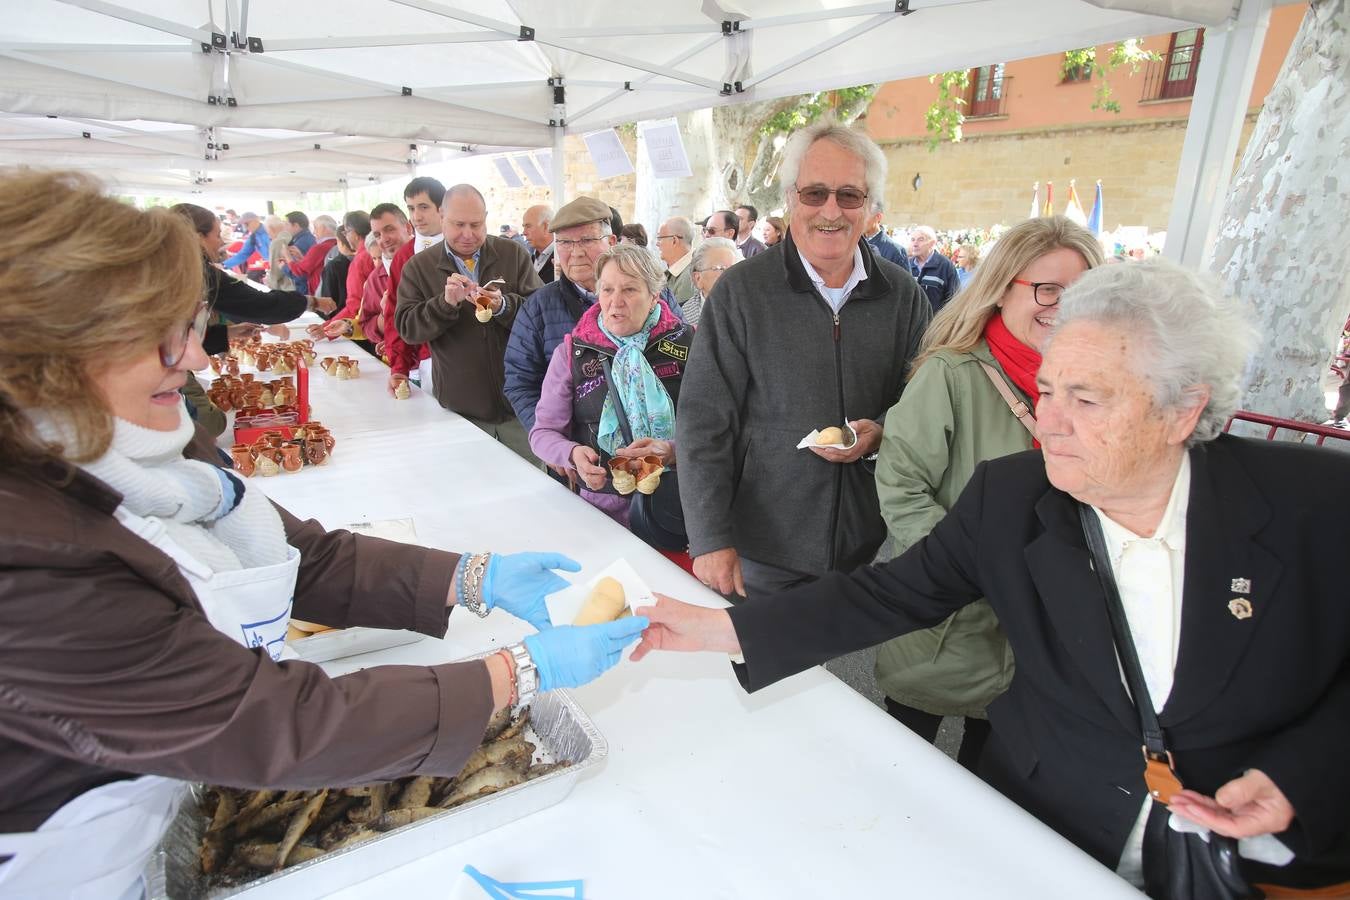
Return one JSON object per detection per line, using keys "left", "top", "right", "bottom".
{"left": 875, "top": 114, "right": 1258, "bottom": 232}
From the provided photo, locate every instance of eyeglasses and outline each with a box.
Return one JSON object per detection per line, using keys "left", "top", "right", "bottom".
{"left": 702, "top": 226, "right": 724, "bottom": 237}
{"left": 555, "top": 236, "right": 608, "bottom": 249}
{"left": 694, "top": 265, "right": 731, "bottom": 274}
{"left": 1011, "top": 278, "right": 1066, "bottom": 307}
{"left": 794, "top": 185, "right": 868, "bottom": 209}
{"left": 159, "top": 300, "right": 210, "bottom": 367}
{"left": 654, "top": 234, "right": 679, "bottom": 243}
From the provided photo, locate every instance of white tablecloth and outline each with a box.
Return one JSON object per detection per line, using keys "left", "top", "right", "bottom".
{"left": 232, "top": 329, "right": 1140, "bottom": 899}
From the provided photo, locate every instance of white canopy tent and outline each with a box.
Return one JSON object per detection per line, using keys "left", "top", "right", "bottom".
{"left": 0, "top": 0, "right": 1238, "bottom": 197}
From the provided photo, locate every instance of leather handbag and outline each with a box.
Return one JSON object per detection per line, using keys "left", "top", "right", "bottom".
{"left": 1078, "top": 504, "right": 1263, "bottom": 900}
{"left": 600, "top": 359, "right": 688, "bottom": 551}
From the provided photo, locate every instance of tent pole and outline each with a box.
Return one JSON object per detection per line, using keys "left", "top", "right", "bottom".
{"left": 551, "top": 126, "right": 566, "bottom": 207}
{"left": 1162, "top": 0, "right": 1273, "bottom": 268}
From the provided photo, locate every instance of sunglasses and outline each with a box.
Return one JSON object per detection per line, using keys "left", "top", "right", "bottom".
{"left": 159, "top": 300, "right": 211, "bottom": 367}
{"left": 794, "top": 185, "right": 868, "bottom": 210}
{"left": 1010, "top": 278, "right": 1066, "bottom": 307}
{"left": 702, "top": 226, "right": 721, "bottom": 236}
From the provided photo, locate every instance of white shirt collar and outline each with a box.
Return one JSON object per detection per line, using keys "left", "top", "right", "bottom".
{"left": 798, "top": 245, "right": 867, "bottom": 312}
{"left": 415, "top": 232, "right": 445, "bottom": 252}
{"left": 667, "top": 251, "right": 693, "bottom": 277}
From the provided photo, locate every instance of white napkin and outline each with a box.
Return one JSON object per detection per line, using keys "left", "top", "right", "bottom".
{"left": 1168, "top": 813, "right": 1295, "bottom": 866}
{"left": 795, "top": 422, "right": 859, "bottom": 450}
{"left": 545, "top": 558, "right": 652, "bottom": 638}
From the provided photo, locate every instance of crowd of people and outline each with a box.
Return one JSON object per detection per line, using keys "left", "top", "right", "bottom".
{"left": 1, "top": 117, "right": 1347, "bottom": 900}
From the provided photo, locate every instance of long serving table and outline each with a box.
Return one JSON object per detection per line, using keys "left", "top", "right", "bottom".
{"left": 236, "top": 326, "right": 1141, "bottom": 899}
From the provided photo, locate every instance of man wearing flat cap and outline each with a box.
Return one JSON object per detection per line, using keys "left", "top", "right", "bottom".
{"left": 395, "top": 183, "right": 543, "bottom": 461}
{"left": 504, "top": 197, "right": 684, "bottom": 441}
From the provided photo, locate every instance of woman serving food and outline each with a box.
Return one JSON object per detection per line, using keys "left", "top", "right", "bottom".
{"left": 0, "top": 171, "right": 645, "bottom": 897}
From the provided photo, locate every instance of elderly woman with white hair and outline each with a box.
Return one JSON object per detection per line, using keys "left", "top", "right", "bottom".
{"left": 680, "top": 237, "right": 743, "bottom": 326}
{"left": 634, "top": 258, "right": 1350, "bottom": 897}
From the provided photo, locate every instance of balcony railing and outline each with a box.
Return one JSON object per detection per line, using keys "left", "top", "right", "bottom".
{"left": 1140, "top": 57, "right": 1199, "bottom": 102}
{"left": 967, "top": 76, "right": 1011, "bottom": 119}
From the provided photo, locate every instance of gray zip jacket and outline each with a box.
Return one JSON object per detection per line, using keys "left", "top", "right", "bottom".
{"left": 676, "top": 232, "right": 929, "bottom": 575}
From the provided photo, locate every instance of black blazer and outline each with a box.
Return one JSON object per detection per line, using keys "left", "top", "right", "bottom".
{"left": 728, "top": 435, "right": 1350, "bottom": 888}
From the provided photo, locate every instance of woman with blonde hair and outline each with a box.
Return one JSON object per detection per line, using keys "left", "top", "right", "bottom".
{"left": 0, "top": 170, "right": 645, "bottom": 897}
{"left": 955, "top": 242, "right": 980, "bottom": 288}
{"left": 872, "top": 215, "right": 1103, "bottom": 768}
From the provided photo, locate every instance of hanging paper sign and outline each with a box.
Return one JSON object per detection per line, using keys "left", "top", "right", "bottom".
{"left": 639, "top": 118, "right": 692, "bottom": 179}
{"left": 582, "top": 129, "right": 635, "bottom": 180}
{"left": 493, "top": 157, "right": 524, "bottom": 188}
{"left": 533, "top": 149, "right": 554, "bottom": 179}
{"left": 514, "top": 153, "right": 547, "bottom": 186}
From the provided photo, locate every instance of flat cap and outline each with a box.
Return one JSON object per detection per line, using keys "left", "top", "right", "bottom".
{"left": 550, "top": 196, "right": 611, "bottom": 232}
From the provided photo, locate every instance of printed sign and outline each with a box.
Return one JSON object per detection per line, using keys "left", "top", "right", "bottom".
{"left": 582, "top": 128, "right": 635, "bottom": 180}
{"left": 493, "top": 156, "right": 524, "bottom": 188}
{"left": 514, "top": 153, "right": 547, "bottom": 186}
{"left": 639, "top": 118, "right": 693, "bottom": 179}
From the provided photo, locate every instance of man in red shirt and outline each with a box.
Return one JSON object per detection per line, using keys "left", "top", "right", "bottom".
{"left": 285, "top": 214, "right": 339, "bottom": 295}
{"left": 316, "top": 204, "right": 410, "bottom": 356}
{"left": 342, "top": 210, "right": 374, "bottom": 307}
{"left": 381, "top": 177, "right": 445, "bottom": 395}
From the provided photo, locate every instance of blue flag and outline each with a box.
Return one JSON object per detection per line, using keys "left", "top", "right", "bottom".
{"left": 1086, "top": 180, "right": 1103, "bottom": 236}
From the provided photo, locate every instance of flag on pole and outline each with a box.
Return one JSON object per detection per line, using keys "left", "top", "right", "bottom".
{"left": 1064, "top": 179, "right": 1087, "bottom": 226}
{"left": 1042, "top": 181, "right": 1054, "bottom": 217}
{"left": 1086, "top": 180, "right": 1104, "bottom": 236}
{"left": 1029, "top": 182, "right": 1040, "bottom": 220}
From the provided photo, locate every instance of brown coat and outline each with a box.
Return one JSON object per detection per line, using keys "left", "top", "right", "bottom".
{"left": 393, "top": 234, "right": 542, "bottom": 422}
{"left": 0, "top": 436, "right": 489, "bottom": 833}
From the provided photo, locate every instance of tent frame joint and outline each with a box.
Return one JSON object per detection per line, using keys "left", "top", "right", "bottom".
{"left": 895, "top": 0, "right": 913, "bottom": 14}
{"left": 518, "top": 25, "right": 535, "bottom": 41}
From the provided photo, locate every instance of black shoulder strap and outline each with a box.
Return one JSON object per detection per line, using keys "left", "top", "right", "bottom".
{"left": 599, "top": 358, "right": 635, "bottom": 445}
{"left": 1077, "top": 503, "right": 1169, "bottom": 759}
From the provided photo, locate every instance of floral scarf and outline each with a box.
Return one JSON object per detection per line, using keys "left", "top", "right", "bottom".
{"left": 595, "top": 303, "right": 675, "bottom": 455}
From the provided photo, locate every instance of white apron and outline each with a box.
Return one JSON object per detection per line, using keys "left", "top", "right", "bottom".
{"left": 0, "top": 507, "right": 302, "bottom": 899}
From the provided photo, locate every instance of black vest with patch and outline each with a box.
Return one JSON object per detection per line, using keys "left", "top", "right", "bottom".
{"left": 568, "top": 323, "right": 691, "bottom": 478}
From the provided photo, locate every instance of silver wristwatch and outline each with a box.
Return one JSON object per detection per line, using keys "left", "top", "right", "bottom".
{"left": 507, "top": 642, "right": 539, "bottom": 709}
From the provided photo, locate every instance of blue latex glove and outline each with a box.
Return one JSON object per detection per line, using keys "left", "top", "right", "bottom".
{"left": 523, "top": 617, "right": 650, "bottom": 692}
{"left": 481, "top": 552, "right": 580, "bottom": 631}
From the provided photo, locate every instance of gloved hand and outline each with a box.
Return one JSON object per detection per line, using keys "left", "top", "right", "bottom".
{"left": 523, "top": 617, "right": 650, "bottom": 691}
{"left": 481, "top": 552, "right": 581, "bottom": 631}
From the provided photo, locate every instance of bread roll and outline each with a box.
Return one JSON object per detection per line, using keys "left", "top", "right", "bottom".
{"left": 816, "top": 426, "right": 844, "bottom": 446}
{"left": 573, "top": 576, "right": 630, "bottom": 626}
{"left": 289, "top": 618, "right": 337, "bottom": 635}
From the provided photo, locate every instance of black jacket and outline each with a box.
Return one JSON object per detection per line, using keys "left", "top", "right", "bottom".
{"left": 676, "top": 234, "right": 930, "bottom": 574}
{"left": 727, "top": 435, "right": 1350, "bottom": 889}
{"left": 201, "top": 263, "right": 309, "bottom": 355}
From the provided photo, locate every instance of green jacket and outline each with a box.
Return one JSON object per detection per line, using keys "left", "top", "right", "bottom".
{"left": 873, "top": 342, "right": 1032, "bottom": 717}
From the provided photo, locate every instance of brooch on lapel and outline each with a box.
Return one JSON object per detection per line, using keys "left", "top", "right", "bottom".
{"left": 1228, "top": 578, "right": 1252, "bottom": 620}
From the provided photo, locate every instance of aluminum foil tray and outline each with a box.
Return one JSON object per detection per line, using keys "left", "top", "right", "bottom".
{"left": 152, "top": 688, "right": 604, "bottom": 899}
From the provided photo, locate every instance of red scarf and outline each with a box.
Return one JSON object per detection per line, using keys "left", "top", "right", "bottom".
{"left": 983, "top": 314, "right": 1042, "bottom": 444}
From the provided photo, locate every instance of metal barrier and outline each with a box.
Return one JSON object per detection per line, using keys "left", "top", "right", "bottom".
{"left": 1223, "top": 410, "right": 1350, "bottom": 447}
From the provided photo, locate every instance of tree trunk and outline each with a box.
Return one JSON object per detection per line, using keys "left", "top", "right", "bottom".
{"left": 1210, "top": 0, "right": 1350, "bottom": 426}
{"left": 633, "top": 92, "right": 874, "bottom": 236}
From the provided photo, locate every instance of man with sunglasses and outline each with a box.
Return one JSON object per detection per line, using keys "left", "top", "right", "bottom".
{"left": 677, "top": 122, "right": 930, "bottom": 599}
{"left": 908, "top": 225, "right": 959, "bottom": 314}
